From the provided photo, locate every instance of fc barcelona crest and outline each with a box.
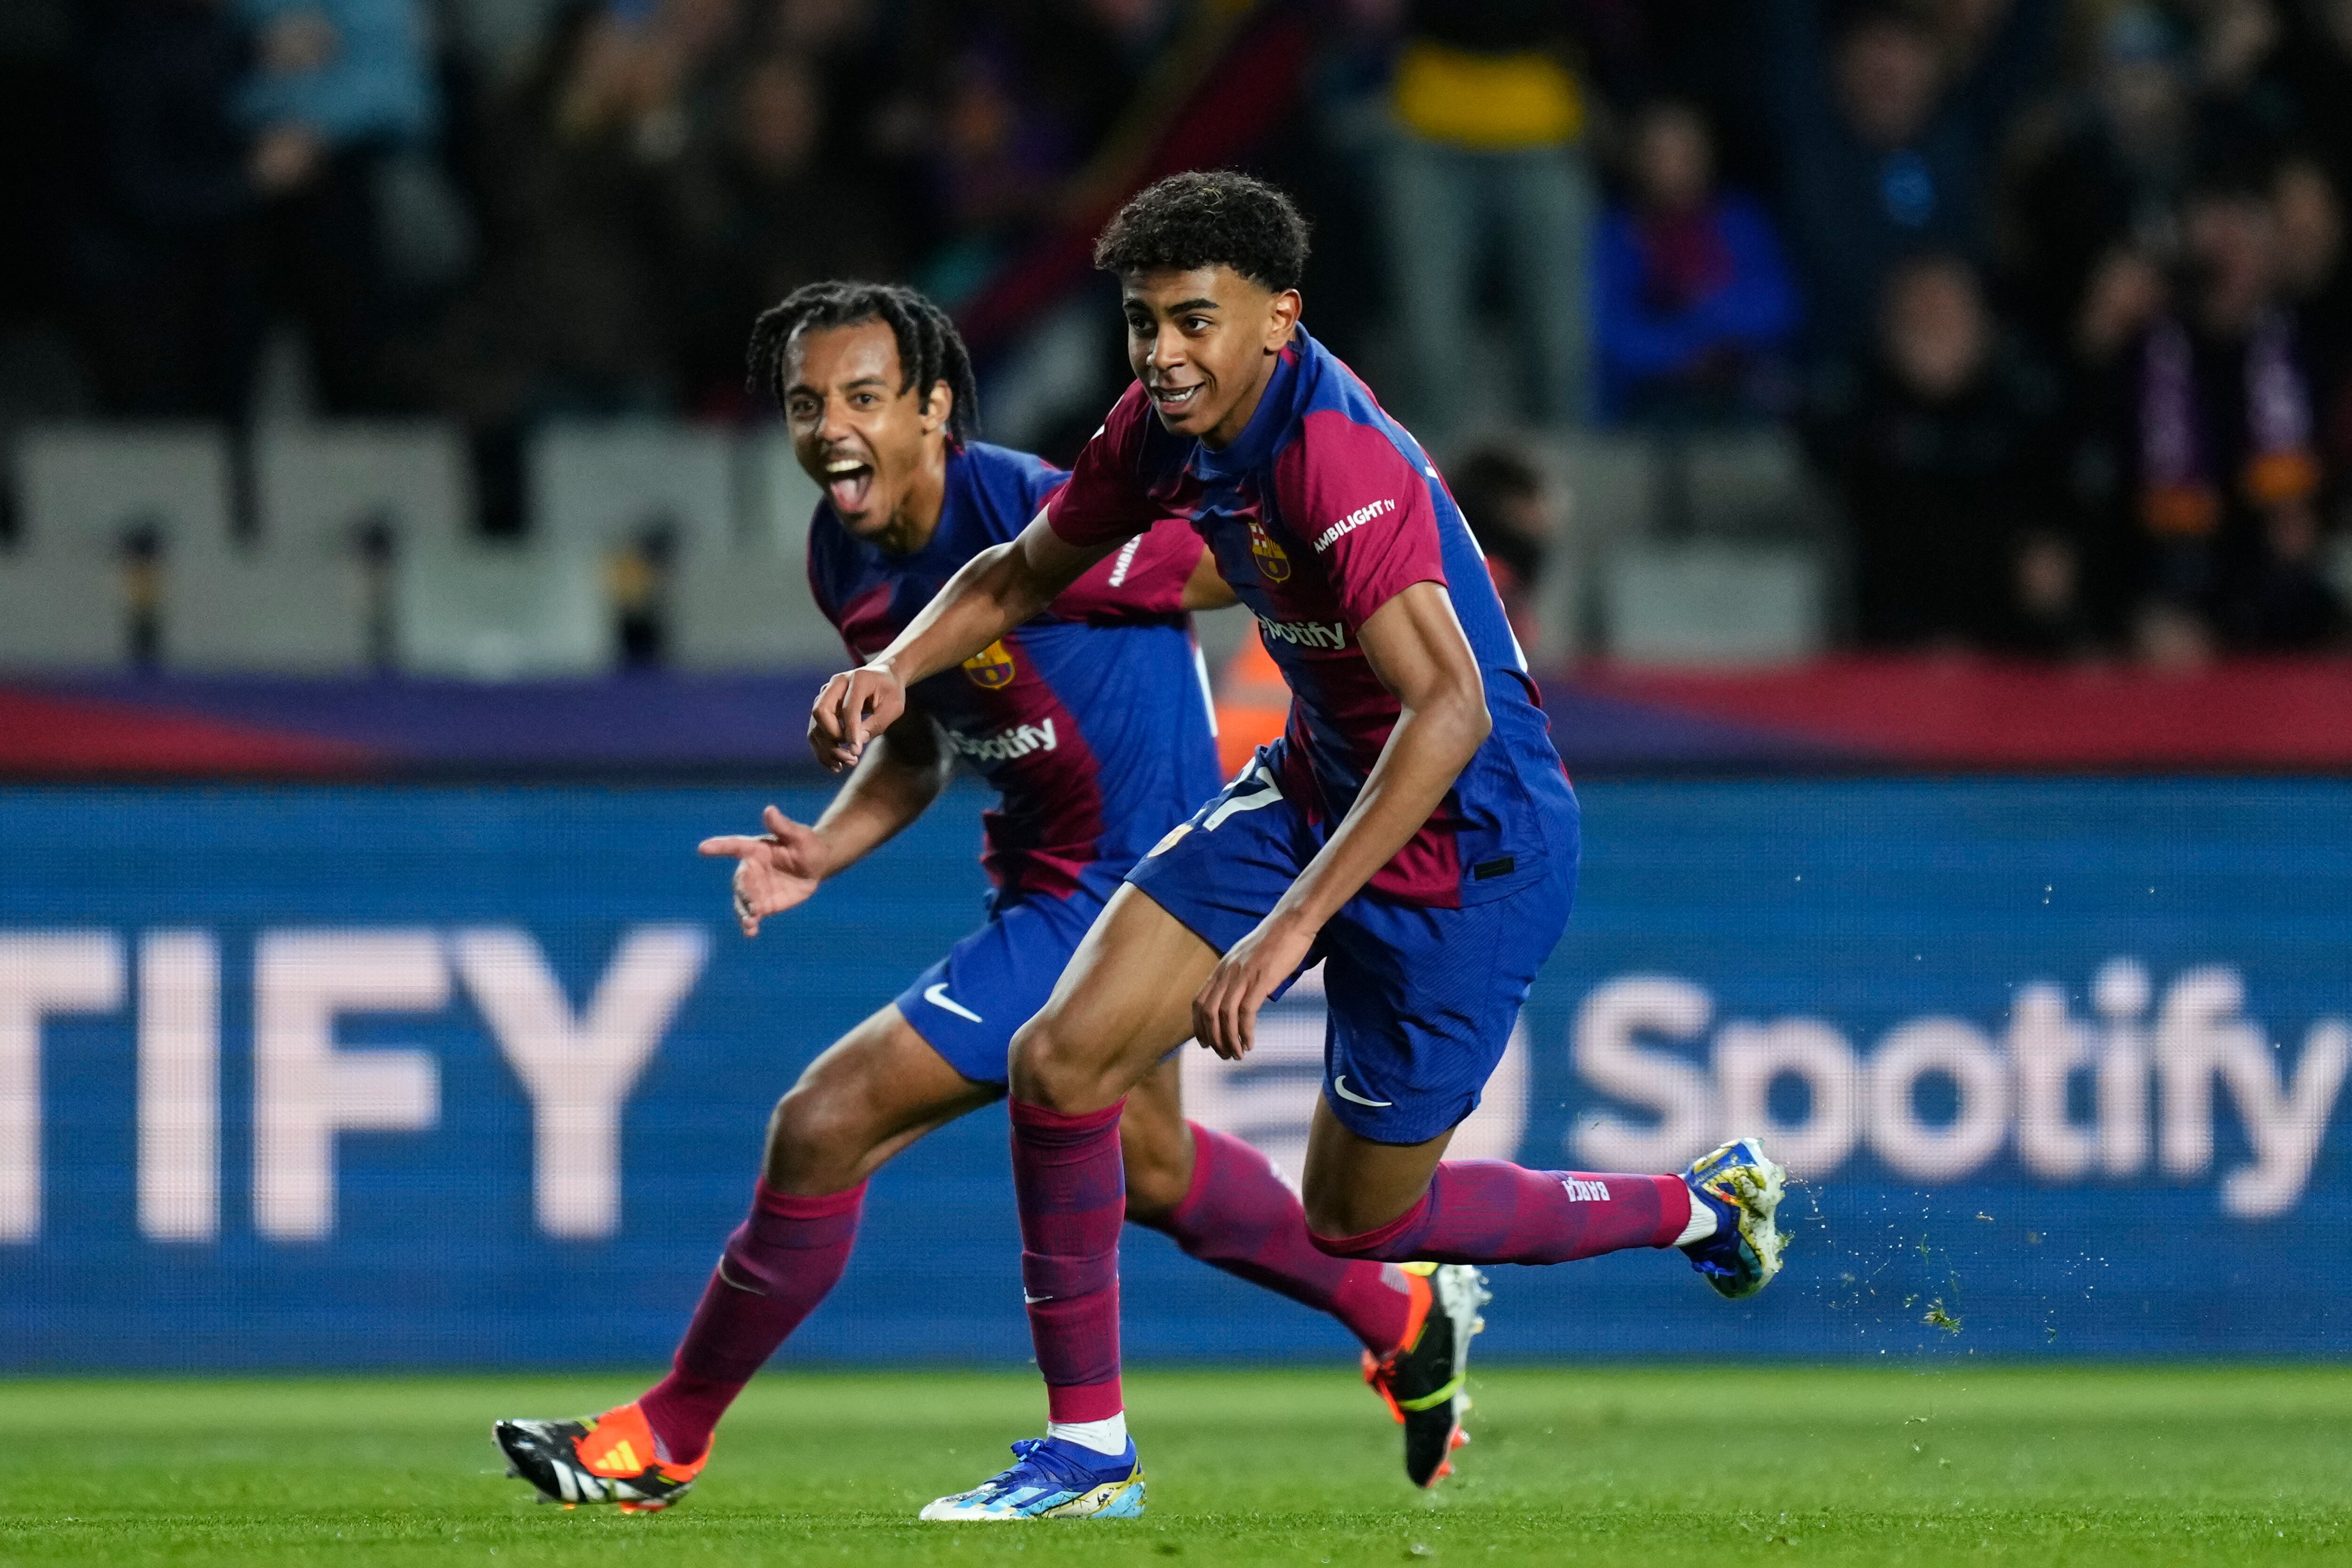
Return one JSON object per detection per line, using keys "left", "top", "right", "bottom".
{"left": 1248, "top": 517, "right": 1291, "bottom": 583}
{"left": 962, "top": 639, "right": 1017, "bottom": 689}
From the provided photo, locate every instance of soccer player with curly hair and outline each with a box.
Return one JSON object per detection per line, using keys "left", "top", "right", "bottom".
{"left": 811, "top": 176, "right": 1790, "bottom": 1521}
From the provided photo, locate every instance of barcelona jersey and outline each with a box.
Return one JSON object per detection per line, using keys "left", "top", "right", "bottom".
{"left": 1046, "top": 327, "right": 1577, "bottom": 908}
{"left": 806, "top": 439, "right": 1222, "bottom": 902}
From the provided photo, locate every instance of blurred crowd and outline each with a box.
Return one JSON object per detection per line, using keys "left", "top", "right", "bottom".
{"left": 8, "top": 0, "right": 2352, "bottom": 660}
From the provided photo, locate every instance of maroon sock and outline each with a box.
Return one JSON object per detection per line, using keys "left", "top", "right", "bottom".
{"left": 1010, "top": 1097, "right": 1127, "bottom": 1423}
{"left": 638, "top": 1179, "right": 865, "bottom": 1463}
{"left": 1132, "top": 1122, "right": 1415, "bottom": 1355}
{"left": 1312, "top": 1161, "right": 1691, "bottom": 1265}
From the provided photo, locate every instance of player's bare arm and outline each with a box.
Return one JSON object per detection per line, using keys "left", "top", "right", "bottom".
{"left": 807, "top": 514, "right": 1110, "bottom": 771}
{"left": 1191, "top": 581, "right": 1490, "bottom": 1060}
{"left": 706, "top": 703, "right": 951, "bottom": 936}
{"left": 1181, "top": 544, "right": 1240, "bottom": 610}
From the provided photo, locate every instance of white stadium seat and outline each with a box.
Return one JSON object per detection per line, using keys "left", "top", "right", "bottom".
{"left": 0, "top": 553, "right": 131, "bottom": 670}
{"left": 1602, "top": 541, "right": 1825, "bottom": 666}
{"left": 1683, "top": 428, "right": 1821, "bottom": 539}
{"left": 668, "top": 540, "right": 843, "bottom": 670}
{"left": 14, "top": 424, "right": 233, "bottom": 554}
{"left": 1539, "top": 432, "right": 1661, "bottom": 661}
{"left": 162, "top": 548, "right": 372, "bottom": 675}
{"left": 254, "top": 422, "right": 471, "bottom": 556}
{"left": 392, "top": 544, "right": 610, "bottom": 679}
{"left": 529, "top": 421, "right": 735, "bottom": 553}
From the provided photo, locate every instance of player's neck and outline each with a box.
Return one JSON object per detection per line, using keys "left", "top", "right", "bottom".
{"left": 1199, "top": 356, "right": 1281, "bottom": 451}
{"left": 870, "top": 439, "right": 953, "bottom": 556}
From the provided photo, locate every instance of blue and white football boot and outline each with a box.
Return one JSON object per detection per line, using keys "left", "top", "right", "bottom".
{"left": 917, "top": 1436, "right": 1145, "bottom": 1521}
{"left": 1679, "top": 1137, "right": 1788, "bottom": 1299}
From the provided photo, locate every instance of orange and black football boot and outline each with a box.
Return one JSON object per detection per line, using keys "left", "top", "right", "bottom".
{"left": 1363, "top": 1262, "right": 1490, "bottom": 1488}
{"left": 494, "top": 1402, "right": 707, "bottom": 1512}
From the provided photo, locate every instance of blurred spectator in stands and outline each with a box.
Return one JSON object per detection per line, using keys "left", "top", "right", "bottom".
{"left": 422, "top": 1, "right": 695, "bottom": 426}
{"left": 1762, "top": 0, "right": 2061, "bottom": 379}
{"left": 235, "top": 0, "right": 441, "bottom": 412}
{"left": 2273, "top": 0, "right": 2352, "bottom": 193}
{"left": 916, "top": 42, "right": 1081, "bottom": 305}
{"left": 2118, "top": 176, "right": 2344, "bottom": 659}
{"left": 1593, "top": 100, "right": 1802, "bottom": 426}
{"left": 2184, "top": 0, "right": 2300, "bottom": 170}
{"left": 2275, "top": 155, "right": 2352, "bottom": 375}
{"left": 73, "top": 0, "right": 262, "bottom": 419}
{"left": 1813, "top": 254, "right": 2093, "bottom": 650}
{"left": 1378, "top": 0, "right": 1597, "bottom": 441}
{"left": 1998, "top": 5, "right": 2191, "bottom": 360}
{"left": 671, "top": 50, "right": 892, "bottom": 410}
{"left": 1448, "top": 443, "right": 1554, "bottom": 652}
{"left": 1, "top": 0, "right": 85, "bottom": 429}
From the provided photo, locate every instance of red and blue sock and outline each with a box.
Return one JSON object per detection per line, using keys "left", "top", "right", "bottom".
{"left": 1132, "top": 1122, "right": 1415, "bottom": 1355}
{"left": 1311, "top": 1161, "right": 1691, "bottom": 1265}
{"left": 1010, "top": 1097, "right": 1129, "bottom": 1444}
{"left": 638, "top": 1179, "right": 866, "bottom": 1464}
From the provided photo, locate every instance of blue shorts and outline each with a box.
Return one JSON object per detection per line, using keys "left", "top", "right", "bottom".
{"left": 1125, "top": 748, "right": 1579, "bottom": 1144}
{"left": 892, "top": 868, "right": 1122, "bottom": 1085}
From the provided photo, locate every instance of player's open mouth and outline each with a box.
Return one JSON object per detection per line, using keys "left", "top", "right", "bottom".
{"left": 1150, "top": 383, "right": 1203, "bottom": 411}
{"left": 824, "top": 458, "right": 875, "bottom": 512}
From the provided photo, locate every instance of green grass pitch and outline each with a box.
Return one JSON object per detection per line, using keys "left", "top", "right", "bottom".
{"left": 3, "top": 1367, "right": 2345, "bottom": 1566}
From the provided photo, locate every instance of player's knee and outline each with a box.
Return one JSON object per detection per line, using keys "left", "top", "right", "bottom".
{"left": 763, "top": 1084, "right": 879, "bottom": 1189}
{"left": 1007, "top": 1017, "right": 1109, "bottom": 1112}
{"left": 1301, "top": 1184, "right": 1408, "bottom": 1256}
{"left": 1118, "top": 1122, "right": 1194, "bottom": 1222}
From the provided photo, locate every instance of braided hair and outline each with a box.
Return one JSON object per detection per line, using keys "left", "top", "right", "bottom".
{"left": 745, "top": 281, "right": 980, "bottom": 441}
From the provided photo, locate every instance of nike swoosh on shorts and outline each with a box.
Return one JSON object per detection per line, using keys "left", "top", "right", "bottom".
{"left": 1332, "top": 1075, "right": 1393, "bottom": 1108}
{"left": 923, "top": 983, "right": 985, "bottom": 1023}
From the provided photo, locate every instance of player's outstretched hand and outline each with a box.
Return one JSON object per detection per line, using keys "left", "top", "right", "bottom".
{"left": 1192, "top": 913, "right": 1316, "bottom": 1061}
{"left": 809, "top": 666, "right": 908, "bottom": 772}
{"left": 699, "top": 805, "right": 829, "bottom": 938}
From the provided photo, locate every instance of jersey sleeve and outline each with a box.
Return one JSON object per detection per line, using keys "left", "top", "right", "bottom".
{"left": 1275, "top": 412, "right": 1449, "bottom": 628}
{"left": 1044, "top": 381, "right": 1160, "bottom": 549}
{"left": 1048, "top": 515, "right": 1203, "bottom": 620}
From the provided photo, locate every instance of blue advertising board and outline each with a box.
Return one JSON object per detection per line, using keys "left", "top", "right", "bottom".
{"left": 0, "top": 779, "right": 2345, "bottom": 1369}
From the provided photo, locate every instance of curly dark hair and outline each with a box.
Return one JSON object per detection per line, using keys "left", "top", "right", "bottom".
{"left": 1091, "top": 170, "right": 1311, "bottom": 293}
{"left": 745, "top": 281, "right": 979, "bottom": 440}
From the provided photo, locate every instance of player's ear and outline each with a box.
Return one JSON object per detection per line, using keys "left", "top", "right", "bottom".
{"left": 921, "top": 380, "right": 953, "bottom": 434}
{"left": 1265, "top": 288, "right": 1302, "bottom": 353}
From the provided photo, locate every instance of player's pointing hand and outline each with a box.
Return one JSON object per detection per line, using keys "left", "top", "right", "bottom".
{"left": 699, "top": 804, "right": 831, "bottom": 937}
{"left": 809, "top": 666, "right": 908, "bottom": 771}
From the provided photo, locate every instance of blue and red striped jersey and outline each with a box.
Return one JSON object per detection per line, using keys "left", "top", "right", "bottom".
{"left": 808, "top": 439, "right": 1222, "bottom": 900}
{"left": 1046, "top": 328, "right": 1576, "bottom": 908}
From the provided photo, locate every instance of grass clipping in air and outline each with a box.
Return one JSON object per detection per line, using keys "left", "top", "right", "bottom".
{"left": 1, "top": 1368, "right": 2346, "bottom": 1566}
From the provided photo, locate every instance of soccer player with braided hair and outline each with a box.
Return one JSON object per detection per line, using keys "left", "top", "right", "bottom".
{"left": 495, "top": 279, "right": 1486, "bottom": 1512}
{"left": 812, "top": 174, "right": 1791, "bottom": 1522}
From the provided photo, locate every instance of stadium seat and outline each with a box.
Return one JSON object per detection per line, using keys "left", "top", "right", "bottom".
{"left": 254, "top": 422, "right": 471, "bottom": 556}
{"left": 1681, "top": 429, "right": 1824, "bottom": 540}
{"left": 1601, "top": 541, "right": 1825, "bottom": 665}
{"left": 13, "top": 424, "right": 233, "bottom": 555}
{"left": 162, "top": 548, "right": 373, "bottom": 674}
{"left": 529, "top": 421, "right": 736, "bottom": 553}
{"left": 0, "top": 553, "right": 131, "bottom": 669}
{"left": 1539, "top": 433, "right": 1661, "bottom": 661}
{"left": 392, "top": 545, "right": 611, "bottom": 678}
{"left": 668, "top": 541, "right": 843, "bottom": 670}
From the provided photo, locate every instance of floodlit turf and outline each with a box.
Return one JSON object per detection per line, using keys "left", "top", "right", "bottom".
{"left": 3, "top": 1367, "right": 2346, "bottom": 1566}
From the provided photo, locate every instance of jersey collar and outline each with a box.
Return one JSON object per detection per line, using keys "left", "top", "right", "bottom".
{"left": 1188, "top": 331, "right": 1304, "bottom": 486}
